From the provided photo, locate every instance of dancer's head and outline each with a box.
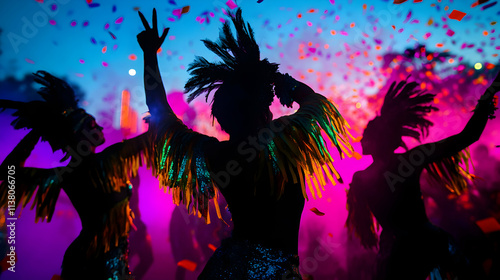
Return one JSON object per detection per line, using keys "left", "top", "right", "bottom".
{"left": 361, "top": 79, "right": 437, "bottom": 157}
{"left": 185, "top": 8, "right": 279, "bottom": 138}
{"left": 2, "top": 71, "right": 104, "bottom": 161}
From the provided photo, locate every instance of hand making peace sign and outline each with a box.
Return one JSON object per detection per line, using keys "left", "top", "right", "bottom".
{"left": 137, "top": 8, "right": 169, "bottom": 53}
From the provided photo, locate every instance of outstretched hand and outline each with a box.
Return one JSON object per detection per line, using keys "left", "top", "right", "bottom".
{"left": 137, "top": 9, "right": 169, "bottom": 53}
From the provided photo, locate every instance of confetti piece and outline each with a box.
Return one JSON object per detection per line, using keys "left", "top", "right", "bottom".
{"left": 70, "top": 20, "right": 77, "bottom": 26}
{"left": 310, "top": 207, "right": 325, "bottom": 216}
{"left": 49, "top": 20, "right": 56, "bottom": 25}
{"left": 90, "top": 37, "right": 97, "bottom": 44}
{"left": 51, "top": 4, "right": 57, "bottom": 11}
{"left": 436, "top": 43, "right": 444, "bottom": 47}
{"left": 129, "top": 54, "right": 137, "bottom": 60}
{"left": 353, "top": 151, "right": 363, "bottom": 160}
{"left": 133, "top": 7, "right": 140, "bottom": 11}
{"left": 88, "top": 3, "right": 100, "bottom": 8}
{"left": 403, "top": 11, "right": 412, "bottom": 23}
{"left": 109, "top": 31, "right": 117, "bottom": 39}
{"left": 83, "top": 21, "right": 89, "bottom": 27}
{"left": 340, "top": 31, "right": 348, "bottom": 36}
{"left": 79, "top": 59, "right": 85, "bottom": 63}
{"left": 208, "top": 244, "right": 217, "bottom": 251}
{"left": 102, "top": 61, "right": 108, "bottom": 67}
{"left": 481, "top": 1, "right": 497, "bottom": 10}
{"left": 112, "top": 5, "right": 117, "bottom": 12}
{"left": 476, "top": 217, "right": 500, "bottom": 234}
{"left": 414, "top": 0, "right": 423, "bottom": 2}
{"left": 424, "top": 32, "right": 431, "bottom": 39}
{"left": 446, "top": 29, "right": 455, "bottom": 36}
{"left": 104, "top": 23, "right": 110, "bottom": 29}
{"left": 86, "top": 0, "right": 92, "bottom": 3}
{"left": 449, "top": 10, "right": 466, "bottom": 21}
{"left": 75, "top": 73, "right": 84, "bottom": 77}
{"left": 394, "top": 0, "right": 409, "bottom": 3}
{"left": 226, "top": 0, "right": 237, "bottom": 9}
{"left": 410, "top": 19, "right": 419, "bottom": 24}
{"left": 102, "top": 46, "right": 107, "bottom": 53}
{"left": 177, "top": 260, "right": 197, "bottom": 271}
{"left": 25, "top": 58, "right": 35, "bottom": 64}
{"left": 115, "top": 17, "right": 123, "bottom": 24}
{"left": 182, "top": 6, "right": 190, "bottom": 14}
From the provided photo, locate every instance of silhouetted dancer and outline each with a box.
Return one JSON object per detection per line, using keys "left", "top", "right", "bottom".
{"left": 346, "top": 74, "right": 499, "bottom": 280}
{"left": 136, "top": 9, "right": 353, "bottom": 279}
{"left": 0, "top": 71, "right": 152, "bottom": 280}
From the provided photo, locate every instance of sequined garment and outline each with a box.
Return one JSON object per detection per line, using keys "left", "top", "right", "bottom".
{"left": 198, "top": 238, "right": 302, "bottom": 280}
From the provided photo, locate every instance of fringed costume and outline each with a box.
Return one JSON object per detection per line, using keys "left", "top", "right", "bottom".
{"left": 346, "top": 78, "right": 498, "bottom": 279}
{"left": 138, "top": 8, "right": 353, "bottom": 279}
{"left": 0, "top": 71, "right": 151, "bottom": 280}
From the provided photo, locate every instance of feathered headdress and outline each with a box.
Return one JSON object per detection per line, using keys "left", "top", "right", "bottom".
{"left": 0, "top": 71, "right": 94, "bottom": 161}
{"left": 377, "top": 79, "right": 438, "bottom": 150}
{"left": 184, "top": 8, "right": 279, "bottom": 117}
{"left": 375, "top": 79, "right": 473, "bottom": 192}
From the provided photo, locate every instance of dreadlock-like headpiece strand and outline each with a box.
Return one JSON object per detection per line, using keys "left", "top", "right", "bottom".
{"left": 379, "top": 79, "right": 438, "bottom": 149}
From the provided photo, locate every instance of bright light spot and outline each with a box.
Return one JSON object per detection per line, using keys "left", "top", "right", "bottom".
{"left": 474, "top": 63, "right": 483, "bottom": 70}
{"left": 356, "top": 102, "right": 361, "bottom": 109}
{"left": 129, "top": 69, "right": 136, "bottom": 76}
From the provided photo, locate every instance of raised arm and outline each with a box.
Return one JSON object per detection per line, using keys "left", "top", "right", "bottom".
{"left": 100, "top": 131, "right": 151, "bottom": 160}
{"left": 414, "top": 72, "right": 499, "bottom": 163}
{"left": 137, "top": 9, "right": 177, "bottom": 126}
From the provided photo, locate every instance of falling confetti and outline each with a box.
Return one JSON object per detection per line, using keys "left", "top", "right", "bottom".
{"left": 88, "top": 3, "right": 100, "bottom": 8}
{"left": 310, "top": 207, "right": 325, "bottom": 216}
{"left": 446, "top": 29, "right": 455, "bottom": 36}
{"left": 177, "top": 260, "right": 197, "bottom": 271}
{"left": 109, "top": 31, "right": 117, "bottom": 39}
{"left": 481, "top": 1, "right": 497, "bottom": 10}
{"left": 448, "top": 10, "right": 466, "bottom": 21}
{"left": 25, "top": 58, "right": 35, "bottom": 64}
{"left": 115, "top": 17, "right": 123, "bottom": 24}
{"left": 226, "top": 0, "right": 237, "bottom": 9}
